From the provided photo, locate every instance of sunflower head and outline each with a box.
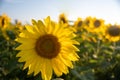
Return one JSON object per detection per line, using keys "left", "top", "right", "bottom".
{"left": 93, "top": 19, "right": 101, "bottom": 28}
{"left": 83, "top": 16, "right": 93, "bottom": 32}
{"left": 59, "top": 13, "right": 68, "bottom": 24}
{"left": 13, "top": 20, "right": 25, "bottom": 36}
{"left": 73, "top": 18, "right": 84, "bottom": 32}
{"left": 85, "top": 17, "right": 105, "bottom": 36}
{"left": 84, "top": 16, "right": 92, "bottom": 27}
{"left": 91, "top": 18, "right": 105, "bottom": 28}
{"left": 16, "top": 16, "right": 79, "bottom": 80}
{"left": 107, "top": 25, "right": 120, "bottom": 36}
{"left": 15, "top": 20, "right": 24, "bottom": 30}
{"left": 0, "top": 14, "right": 16, "bottom": 40}
{"left": 0, "top": 14, "right": 11, "bottom": 29}
{"left": 75, "top": 18, "right": 83, "bottom": 27}
{"left": 105, "top": 24, "right": 120, "bottom": 42}
{"left": 76, "top": 20, "right": 82, "bottom": 27}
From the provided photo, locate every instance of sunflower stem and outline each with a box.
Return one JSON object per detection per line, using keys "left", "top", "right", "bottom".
{"left": 96, "top": 39, "right": 100, "bottom": 55}
{"left": 112, "top": 42, "right": 116, "bottom": 55}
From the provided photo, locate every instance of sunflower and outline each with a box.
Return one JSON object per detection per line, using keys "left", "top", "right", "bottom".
{"left": 15, "top": 20, "right": 25, "bottom": 31}
{"left": 59, "top": 13, "right": 68, "bottom": 24}
{"left": 73, "top": 17, "right": 84, "bottom": 32}
{"left": 83, "top": 16, "right": 93, "bottom": 32}
{"left": 16, "top": 16, "right": 79, "bottom": 80}
{"left": 83, "top": 17, "right": 105, "bottom": 41}
{"left": 77, "top": 16, "right": 96, "bottom": 42}
{"left": 14, "top": 20, "right": 25, "bottom": 36}
{"left": 0, "top": 14, "right": 11, "bottom": 29}
{"left": 89, "top": 17, "right": 105, "bottom": 33}
{"left": 104, "top": 24, "right": 120, "bottom": 42}
{"left": 0, "top": 14, "right": 13, "bottom": 40}
{"left": 84, "top": 16, "right": 93, "bottom": 27}
{"left": 83, "top": 17, "right": 105, "bottom": 33}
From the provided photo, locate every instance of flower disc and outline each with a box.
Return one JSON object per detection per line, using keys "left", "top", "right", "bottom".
{"left": 94, "top": 20, "right": 101, "bottom": 28}
{"left": 108, "top": 26, "right": 120, "bottom": 36}
{"left": 35, "top": 34, "right": 60, "bottom": 59}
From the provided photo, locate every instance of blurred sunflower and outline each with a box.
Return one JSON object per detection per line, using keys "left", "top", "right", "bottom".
{"left": 15, "top": 20, "right": 25, "bottom": 31}
{"left": 84, "top": 16, "right": 92, "bottom": 27}
{"left": 0, "top": 14, "right": 11, "bottom": 29}
{"left": 59, "top": 13, "right": 68, "bottom": 24}
{"left": 73, "top": 17, "right": 84, "bottom": 32}
{"left": 14, "top": 20, "right": 25, "bottom": 36}
{"left": 89, "top": 17, "right": 105, "bottom": 33}
{"left": 104, "top": 24, "right": 120, "bottom": 42}
{"left": 83, "top": 16, "right": 93, "bottom": 32}
{"left": 58, "top": 13, "right": 76, "bottom": 32}
{"left": 0, "top": 14, "right": 14, "bottom": 40}
{"left": 16, "top": 16, "right": 79, "bottom": 80}
{"left": 79, "top": 16, "right": 97, "bottom": 42}
{"left": 82, "top": 17, "right": 106, "bottom": 41}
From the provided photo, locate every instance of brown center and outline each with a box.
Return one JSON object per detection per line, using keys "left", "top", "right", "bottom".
{"left": 77, "top": 21, "right": 82, "bottom": 27}
{"left": 108, "top": 26, "right": 120, "bottom": 36}
{"left": 94, "top": 20, "right": 101, "bottom": 28}
{"left": 85, "top": 20, "right": 90, "bottom": 26}
{"left": 35, "top": 34, "right": 61, "bottom": 59}
{"left": 2, "top": 18, "right": 5, "bottom": 26}
{"left": 61, "top": 17, "right": 67, "bottom": 23}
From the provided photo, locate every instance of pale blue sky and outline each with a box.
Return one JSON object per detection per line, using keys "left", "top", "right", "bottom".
{"left": 0, "top": 0, "right": 120, "bottom": 24}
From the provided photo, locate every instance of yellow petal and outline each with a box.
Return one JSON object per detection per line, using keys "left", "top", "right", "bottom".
{"left": 25, "top": 25, "right": 34, "bottom": 33}
{"left": 59, "top": 54, "right": 73, "bottom": 68}
{"left": 51, "top": 61, "right": 62, "bottom": 76}
{"left": 52, "top": 58, "right": 69, "bottom": 75}
{"left": 16, "top": 43, "right": 35, "bottom": 50}
{"left": 44, "top": 16, "right": 51, "bottom": 26}
{"left": 41, "top": 59, "right": 52, "bottom": 80}
{"left": 33, "top": 57, "right": 42, "bottom": 76}
{"left": 53, "top": 24, "right": 59, "bottom": 35}
{"left": 16, "top": 38, "right": 36, "bottom": 44}
{"left": 37, "top": 20, "right": 47, "bottom": 34}
{"left": 27, "top": 58, "right": 38, "bottom": 75}
{"left": 19, "top": 30, "right": 38, "bottom": 39}
{"left": 61, "top": 52, "right": 79, "bottom": 61}
{"left": 16, "top": 37, "right": 36, "bottom": 50}
{"left": 32, "top": 19, "right": 37, "bottom": 25}
{"left": 17, "top": 49, "right": 37, "bottom": 62}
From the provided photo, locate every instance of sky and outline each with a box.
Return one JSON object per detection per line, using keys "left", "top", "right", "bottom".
{"left": 0, "top": 0, "right": 120, "bottom": 24}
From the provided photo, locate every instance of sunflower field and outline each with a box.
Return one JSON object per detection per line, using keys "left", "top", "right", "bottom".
{"left": 0, "top": 13, "right": 120, "bottom": 80}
